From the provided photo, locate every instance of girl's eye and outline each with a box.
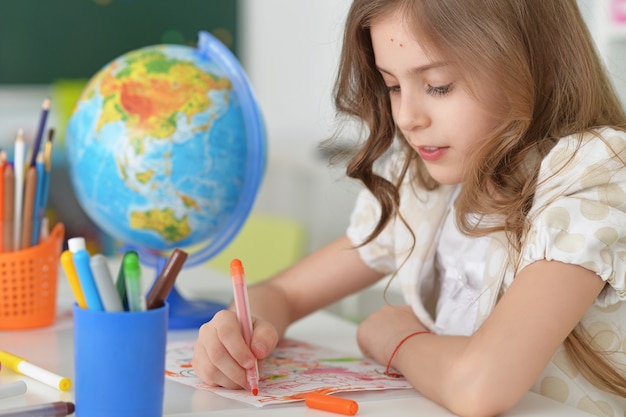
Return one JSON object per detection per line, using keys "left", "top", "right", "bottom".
{"left": 426, "top": 83, "right": 453, "bottom": 96}
{"left": 385, "top": 85, "right": 400, "bottom": 94}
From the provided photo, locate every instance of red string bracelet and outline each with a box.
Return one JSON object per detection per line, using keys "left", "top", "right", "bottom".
{"left": 385, "top": 330, "right": 432, "bottom": 377}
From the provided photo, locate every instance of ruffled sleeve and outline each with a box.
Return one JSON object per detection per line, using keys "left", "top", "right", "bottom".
{"left": 345, "top": 158, "right": 401, "bottom": 275}
{"left": 520, "top": 129, "right": 626, "bottom": 305}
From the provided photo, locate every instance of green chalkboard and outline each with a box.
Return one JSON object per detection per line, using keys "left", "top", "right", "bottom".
{"left": 0, "top": 0, "right": 238, "bottom": 84}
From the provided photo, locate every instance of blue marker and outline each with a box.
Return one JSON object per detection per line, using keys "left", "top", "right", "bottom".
{"left": 68, "top": 237, "right": 103, "bottom": 311}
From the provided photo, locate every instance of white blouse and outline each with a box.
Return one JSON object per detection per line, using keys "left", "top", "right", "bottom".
{"left": 434, "top": 202, "right": 489, "bottom": 336}
{"left": 346, "top": 128, "right": 626, "bottom": 415}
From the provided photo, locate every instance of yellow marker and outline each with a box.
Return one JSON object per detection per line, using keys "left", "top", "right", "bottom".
{"left": 0, "top": 351, "right": 72, "bottom": 391}
{"left": 60, "top": 250, "right": 87, "bottom": 308}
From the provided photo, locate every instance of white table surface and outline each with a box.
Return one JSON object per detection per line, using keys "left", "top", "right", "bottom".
{"left": 0, "top": 260, "right": 593, "bottom": 416}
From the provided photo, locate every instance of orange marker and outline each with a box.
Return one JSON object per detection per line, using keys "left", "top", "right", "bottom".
{"left": 305, "top": 393, "right": 359, "bottom": 415}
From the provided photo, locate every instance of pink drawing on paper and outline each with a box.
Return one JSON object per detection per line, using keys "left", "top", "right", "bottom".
{"left": 165, "top": 338, "right": 413, "bottom": 407}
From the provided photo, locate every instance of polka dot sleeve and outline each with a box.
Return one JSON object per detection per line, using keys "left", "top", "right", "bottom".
{"left": 346, "top": 187, "right": 397, "bottom": 274}
{"left": 520, "top": 129, "right": 626, "bottom": 304}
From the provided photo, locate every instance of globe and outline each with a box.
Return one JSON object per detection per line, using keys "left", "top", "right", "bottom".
{"left": 65, "top": 32, "right": 266, "bottom": 328}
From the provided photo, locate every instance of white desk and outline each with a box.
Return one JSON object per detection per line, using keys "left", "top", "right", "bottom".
{"left": 0, "top": 262, "right": 593, "bottom": 416}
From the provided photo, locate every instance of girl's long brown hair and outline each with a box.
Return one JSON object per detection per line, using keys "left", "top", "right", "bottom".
{"left": 333, "top": 0, "right": 626, "bottom": 397}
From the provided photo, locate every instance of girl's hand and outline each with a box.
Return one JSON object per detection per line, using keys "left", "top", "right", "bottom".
{"left": 192, "top": 309, "right": 278, "bottom": 390}
{"left": 357, "top": 304, "right": 427, "bottom": 367}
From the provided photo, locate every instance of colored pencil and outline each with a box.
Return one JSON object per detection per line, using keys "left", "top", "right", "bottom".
{"left": 30, "top": 97, "right": 50, "bottom": 167}
{"left": 0, "top": 151, "right": 5, "bottom": 252}
{"left": 32, "top": 151, "right": 45, "bottom": 245}
{"left": 3, "top": 163, "right": 14, "bottom": 252}
{"left": 39, "top": 216, "right": 49, "bottom": 241}
{"left": 13, "top": 129, "right": 25, "bottom": 250}
{"left": 20, "top": 166, "right": 37, "bottom": 249}
{"left": 41, "top": 128, "right": 53, "bottom": 211}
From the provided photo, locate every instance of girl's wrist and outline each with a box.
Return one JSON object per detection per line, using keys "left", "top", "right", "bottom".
{"left": 385, "top": 330, "right": 433, "bottom": 377}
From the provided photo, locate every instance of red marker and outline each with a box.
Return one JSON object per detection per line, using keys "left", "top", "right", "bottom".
{"left": 230, "top": 258, "right": 260, "bottom": 396}
{"left": 305, "top": 393, "right": 359, "bottom": 415}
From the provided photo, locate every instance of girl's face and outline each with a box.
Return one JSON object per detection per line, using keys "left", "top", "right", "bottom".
{"left": 370, "top": 12, "right": 501, "bottom": 185}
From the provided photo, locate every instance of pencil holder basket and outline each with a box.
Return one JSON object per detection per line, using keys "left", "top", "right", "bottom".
{"left": 0, "top": 223, "right": 65, "bottom": 330}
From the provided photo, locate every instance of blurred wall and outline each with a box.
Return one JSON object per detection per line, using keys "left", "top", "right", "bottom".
{"left": 238, "top": 0, "right": 359, "bottom": 252}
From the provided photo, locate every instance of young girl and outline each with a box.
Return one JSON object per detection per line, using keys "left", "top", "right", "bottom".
{"left": 193, "top": 1, "right": 626, "bottom": 415}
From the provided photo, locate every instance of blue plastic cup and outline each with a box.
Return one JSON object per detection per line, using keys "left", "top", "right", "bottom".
{"left": 73, "top": 303, "right": 168, "bottom": 417}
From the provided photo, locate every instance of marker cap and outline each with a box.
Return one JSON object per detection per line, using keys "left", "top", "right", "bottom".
{"left": 58, "top": 377, "right": 72, "bottom": 391}
{"left": 230, "top": 258, "right": 243, "bottom": 276}
{"left": 0, "top": 350, "right": 23, "bottom": 369}
{"left": 123, "top": 251, "right": 141, "bottom": 272}
{"left": 305, "top": 393, "right": 359, "bottom": 416}
{"left": 68, "top": 237, "right": 86, "bottom": 253}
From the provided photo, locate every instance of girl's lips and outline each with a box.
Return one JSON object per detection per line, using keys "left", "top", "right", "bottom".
{"left": 417, "top": 146, "right": 449, "bottom": 161}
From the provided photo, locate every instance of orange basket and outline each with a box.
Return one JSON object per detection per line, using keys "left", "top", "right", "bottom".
{"left": 0, "top": 223, "right": 64, "bottom": 330}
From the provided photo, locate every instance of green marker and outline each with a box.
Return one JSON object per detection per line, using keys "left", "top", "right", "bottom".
{"left": 123, "top": 251, "right": 145, "bottom": 312}
{"left": 115, "top": 251, "right": 136, "bottom": 311}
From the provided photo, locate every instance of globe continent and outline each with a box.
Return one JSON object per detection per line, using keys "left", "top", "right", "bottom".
{"left": 66, "top": 44, "right": 249, "bottom": 251}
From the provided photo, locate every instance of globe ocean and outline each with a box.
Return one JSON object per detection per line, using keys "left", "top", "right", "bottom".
{"left": 66, "top": 40, "right": 256, "bottom": 252}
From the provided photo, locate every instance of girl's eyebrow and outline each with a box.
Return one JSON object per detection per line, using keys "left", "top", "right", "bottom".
{"left": 376, "top": 61, "right": 449, "bottom": 76}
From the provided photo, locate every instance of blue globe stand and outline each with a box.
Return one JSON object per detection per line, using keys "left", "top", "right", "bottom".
{"left": 165, "top": 288, "right": 226, "bottom": 330}
{"left": 166, "top": 290, "right": 226, "bottom": 330}
{"left": 127, "top": 31, "right": 266, "bottom": 330}
{"left": 153, "top": 255, "right": 226, "bottom": 330}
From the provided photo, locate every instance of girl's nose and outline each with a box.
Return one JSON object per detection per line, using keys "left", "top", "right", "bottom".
{"left": 395, "top": 96, "right": 430, "bottom": 132}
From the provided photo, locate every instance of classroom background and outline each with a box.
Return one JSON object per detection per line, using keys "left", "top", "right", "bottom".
{"left": 0, "top": 0, "right": 624, "bottom": 320}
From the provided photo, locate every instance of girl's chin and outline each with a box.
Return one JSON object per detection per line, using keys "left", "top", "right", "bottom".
{"left": 424, "top": 167, "right": 464, "bottom": 185}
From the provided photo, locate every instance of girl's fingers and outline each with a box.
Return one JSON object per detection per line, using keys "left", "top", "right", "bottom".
{"left": 192, "top": 339, "right": 243, "bottom": 389}
{"left": 249, "top": 316, "right": 279, "bottom": 360}
{"left": 192, "top": 310, "right": 251, "bottom": 389}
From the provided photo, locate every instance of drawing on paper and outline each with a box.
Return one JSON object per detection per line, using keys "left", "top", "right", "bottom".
{"left": 165, "top": 338, "right": 413, "bottom": 407}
